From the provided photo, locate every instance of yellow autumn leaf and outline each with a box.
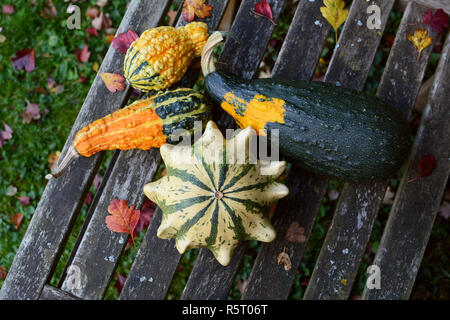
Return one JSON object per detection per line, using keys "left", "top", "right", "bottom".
{"left": 320, "top": 0, "right": 349, "bottom": 43}
{"left": 407, "top": 28, "right": 433, "bottom": 61}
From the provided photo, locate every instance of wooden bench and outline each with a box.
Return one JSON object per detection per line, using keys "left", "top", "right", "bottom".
{"left": 0, "top": 0, "right": 448, "bottom": 300}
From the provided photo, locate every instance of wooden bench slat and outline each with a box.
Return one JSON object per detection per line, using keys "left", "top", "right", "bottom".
{"left": 241, "top": 0, "right": 332, "bottom": 300}
{"left": 244, "top": 0, "right": 394, "bottom": 300}
{"left": 180, "top": 0, "right": 287, "bottom": 300}
{"left": 304, "top": 2, "right": 436, "bottom": 300}
{"left": 362, "top": 31, "right": 450, "bottom": 300}
{"left": 117, "top": 0, "right": 231, "bottom": 300}
{"left": 39, "top": 285, "right": 81, "bottom": 300}
{"left": 60, "top": 149, "right": 162, "bottom": 299}
{"left": 0, "top": 0, "right": 169, "bottom": 300}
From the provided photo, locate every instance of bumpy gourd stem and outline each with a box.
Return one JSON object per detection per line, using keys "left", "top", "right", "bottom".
{"left": 45, "top": 145, "right": 80, "bottom": 180}
{"left": 201, "top": 31, "right": 226, "bottom": 77}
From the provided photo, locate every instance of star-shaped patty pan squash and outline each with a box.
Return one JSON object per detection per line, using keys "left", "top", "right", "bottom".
{"left": 144, "top": 121, "right": 289, "bottom": 266}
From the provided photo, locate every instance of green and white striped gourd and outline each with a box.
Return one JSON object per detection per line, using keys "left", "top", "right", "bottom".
{"left": 143, "top": 121, "right": 289, "bottom": 266}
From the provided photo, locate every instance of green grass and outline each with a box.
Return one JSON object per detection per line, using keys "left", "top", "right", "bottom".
{"left": 0, "top": 0, "right": 448, "bottom": 300}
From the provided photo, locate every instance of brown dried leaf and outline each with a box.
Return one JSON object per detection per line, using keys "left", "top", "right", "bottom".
{"left": 277, "top": 249, "right": 292, "bottom": 271}
{"left": 182, "top": 0, "right": 213, "bottom": 22}
{"left": 286, "top": 221, "right": 307, "bottom": 243}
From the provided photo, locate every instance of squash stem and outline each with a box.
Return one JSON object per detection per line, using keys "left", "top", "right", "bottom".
{"left": 45, "top": 145, "right": 80, "bottom": 180}
{"left": 201, "top": 31, "right": 225, "bottom": 77}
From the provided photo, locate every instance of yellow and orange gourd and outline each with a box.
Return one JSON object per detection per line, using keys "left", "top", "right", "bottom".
{"left": 47, "top": 89, "right": 211, "bottom": 179}
{"left": 124, "top": 22, "right": 209, "bottom": 92}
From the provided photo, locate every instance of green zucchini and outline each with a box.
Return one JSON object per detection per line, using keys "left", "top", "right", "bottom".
{"left": 201, "top": 32, "right": 412, "bottom": 182}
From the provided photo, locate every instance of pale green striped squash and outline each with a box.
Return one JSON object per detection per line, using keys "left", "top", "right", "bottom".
{"left": 143, "top": 121, "right": 289, "bottom": 266}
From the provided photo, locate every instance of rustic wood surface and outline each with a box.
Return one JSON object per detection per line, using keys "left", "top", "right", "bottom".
{"left": 60, "top": 149, "right": 161, "bottom": 299}
{"left": 39, "top": 285, "right": 80, "bottom": 300}
{"left": 180, "top": 0, "right": 286, "bottom": 300}
{"left": 0, "top": 0, "right": 170, "bottom": 300}
{"left": 241, "top": 0, "right": 332, "bottom": 300}
{"left": 303, "top": 2, "right": 437, "bottom": 300}
{"left": 116, "top": 0, "right": 231, "bottom": 300}
{"left": 244, "top": 0, "right": 394, "bottom": 300}
{"left": 362, "top": 30, "right": 450, "bottom": 300}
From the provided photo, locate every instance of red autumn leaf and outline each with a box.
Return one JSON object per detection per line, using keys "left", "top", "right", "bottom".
{"left": 106, "top": 199, "right": 140, "bottom": 246}
{"left": 423, "top": 8, "right": 449, "bottom": 33}
{"left": 11, "top": 49, "right": 35, "bottom": 73}
{"left": 22, "top": 101, "right": 40, "bottom": 124}
{"left": 84, "top": 192, "right": 93, "bottom": 205}
{"left": 252, "top": 0, "right": 276, "bottom": 25}
{"left": 135, "top": 199, "right": 155, "bottom": 233}
{"left": 41, "top": 0, "right": 58, "bottom": 19}
{"left": 115, "top": 273, "right": 126, "bottom": 295}
{"left": 0, "top": 266, "right": 7, "bottom": 280}
{"left": 0, "top": 122, "right": 13, "bottom": 148}
{"left": 92, "top": 12, "right": 112, "bottom": 31}
{"left": 112, "top": 30, "right": 139, "bottom": 54}
{"left": 2, "top": 4, "right": 14, "bottom": 15}
{"left": 418, "top": 154, "right": 436, "bottom": 177}
{"left": 100, "top": 73, "right": 126, "bottom": 92}
{"left": 93, "top": 174, "right": 103, "bottom": 190}
{"left": 87, "top": 27, "right": 99, "bottom": 37}
{"left": 10, "top": 213, "right": 24, "bottom": 231}
{"left": 182, "top": 0, "right": 213, "bottom": 22}
{"left": 86, "top": 6, "right": 99, "bottom": 19}
{"left": 76, "top": 44, "right": 91, "bottom": 63}
{"left": 18, "top": 196, "right": 30, "bottom": 206}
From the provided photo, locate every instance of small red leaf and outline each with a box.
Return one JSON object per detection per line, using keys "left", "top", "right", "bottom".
{"left": 84, "top": 192, "right": 93, "bottom": 205}
{"left": 93, "top": 174, "right": 103, "bottom": 190}
{"left": 18, "top": 196, "right": 30, "bottom": 206}
{"left": 22, "top": 101, "right": 40, "bottom": 124}
{"left": 10, "top": 213, "right": 24, "bottom": 231}
{"left": 100, "top": 73, "right": 126, "bottom": 92}
{"left": 87, "top": 27, "right": 99, "bottom": 37}
{"left": 86, "top": 6, "right": 99, "bottom": 19}
{"left": 115, "top": 273, "right": 126, "bottom": 295}
{"left": 253, "top": 0, "right": 276, "bottom": 25}
{"left": 11, "top": 49, "right": 35, "bottom": 73}
{"left": 2, "top": 4, "right": 14, "bottom": 15}
{"left": 423, "top": 8, "right": 449, "bottom": 33}
{"left": 112, "top": 30, "right": 139, "bottom": 54}
{"left": 418, "top": 154, "right": 436, "bottom": 177}
{"left": 0, "top": 266, "right": 7, "bottom": 280}
{"left": 0, "top": 122, "right": 13, "bottom": 148}
{"left": 135, "top": 199, "right": 155, "bottom": 233}
{"left": 76, "top": 44, "right": 91, "bottom": 63}
{"left": 106, "top": 199, "right": 140, "bottom": 246}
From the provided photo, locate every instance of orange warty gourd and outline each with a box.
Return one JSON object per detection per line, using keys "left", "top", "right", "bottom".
{"left": 46, "top": 88, "right": 211, "bottom": 179}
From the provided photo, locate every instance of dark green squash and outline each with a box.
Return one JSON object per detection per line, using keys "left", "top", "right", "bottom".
{"left": 201, "top": 32, "right": 412, "bottom": 182}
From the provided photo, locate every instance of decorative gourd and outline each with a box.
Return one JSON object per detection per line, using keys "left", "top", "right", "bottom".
{"left": 143, "top": 121, "right": 289, "bottom": 266}
{"left": 124, "top": 22, "right": 209, "bottom": 92}
{"left": 47, "top": 88, "right": 211, "bottom": 179}
{"left": 201, "top": 32, "right": 412, "bottom": 182}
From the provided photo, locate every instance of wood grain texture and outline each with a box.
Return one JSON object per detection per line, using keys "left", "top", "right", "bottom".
{"left": 241, "top": 0, "right": 332, "bottom": 300}
{"left": 303, "top": 2, "right": 436, "bottom": 300}
{"left": 119, "top": 209, "right": 181, "bottom": 300}
{"left": 60, "top": 149, "right": 161, "bottom": 299}
{"left": 244, "top": 0, "right": 394, "bottom": 300}
{"left": 181, "top": 0, "right": 286, "bottom": 300}
{"left": 116, "top": 0, "right": 231, "bottom": 300}
{"left": 362, "top": 30, "right": 450, "bottom": 300}
{"left": 39, "top": 285, "right": 80, "bottom": 300}
{"left": 0, "top": 0, "right": 170, "bottom": 300}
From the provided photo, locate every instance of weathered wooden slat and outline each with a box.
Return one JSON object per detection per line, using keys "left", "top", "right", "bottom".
{"left": 243, "top": 0, "right": 394, "bottom": 300}
{"left": 60, "top": 149, "right": 161, "bottom": 299}
{"left": 303, "top": 2, "right": 436, "bottom": 300}
{"left": 39, "top": 285, "right": 81, "bottom": 300}
{"left": 0, "top": 0, "right": 170, "bottom": 300}
{"left": 118, "top": 0, "right": 231, "bottom": 300}
{"left": 242, "top": 0, "right": 331, "bottom": 300}
{"left": 180, "top": 0, "right": 286, "bottom": 300}
{"left": 362, "top": 31, "right": 450, "bottom": 300}
{"left": 118, "top": 209, "right": 181, "bottom": 300}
